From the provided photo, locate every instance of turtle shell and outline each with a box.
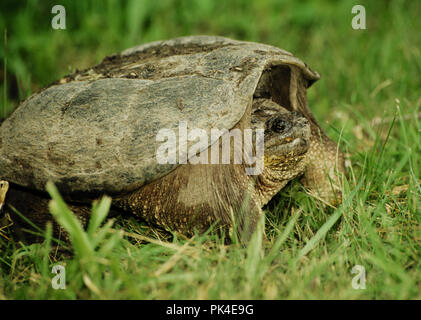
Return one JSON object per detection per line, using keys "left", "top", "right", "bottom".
{"left": 0, "top": 36, "right": 319, "bottom": 196}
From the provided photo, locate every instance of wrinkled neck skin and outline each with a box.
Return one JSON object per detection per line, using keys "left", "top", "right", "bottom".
{"left": 254, "top": 169, "right": 289, "bottom": 207}
{"left": 253, "top": 154, "right": 308, "bottom": 207}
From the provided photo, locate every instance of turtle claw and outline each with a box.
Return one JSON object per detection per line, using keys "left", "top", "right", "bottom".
{"left": 0, "top": 180, "right": 9, "bottom": 215}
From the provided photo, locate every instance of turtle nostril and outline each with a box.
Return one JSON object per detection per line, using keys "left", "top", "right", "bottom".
{"left": 296, "top": 117, "right": 309, "bottom": 128}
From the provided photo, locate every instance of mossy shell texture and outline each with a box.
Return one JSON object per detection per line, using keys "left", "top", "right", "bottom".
{"left": 0, "top": 36, "right": 319, "bottom": 195}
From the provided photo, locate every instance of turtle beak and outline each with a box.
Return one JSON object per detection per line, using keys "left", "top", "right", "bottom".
{"left": 0, "top": 181, "right": 9, "bottom": 215}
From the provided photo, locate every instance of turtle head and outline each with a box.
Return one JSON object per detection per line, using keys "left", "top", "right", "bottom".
{"left": 250, "top": 99, "right": 311, "bottom": 205}
{"left": 252, "top": 99, "right": 310, "bottom": 171}
{"left": 263, "top": 110, "right": 310, "bottom": 167}
{"left": 0, "top": 180, "right": 9, "bottom": 214}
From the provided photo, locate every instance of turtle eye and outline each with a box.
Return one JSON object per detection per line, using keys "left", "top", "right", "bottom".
{"left": 271, "top": 118, "right": 289, "bottom": 133}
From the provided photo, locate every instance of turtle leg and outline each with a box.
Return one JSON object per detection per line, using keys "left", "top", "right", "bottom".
{"left": 290, "top": 67, "right": 346, "bottom": 204}
{"left": 5, "top": 186, "right": 92, "bottom": 243}
{"left": 0, "top": 180, "right": 10, "bottom": 230}
{"left": 301, "top": 127, "right": 346, "bottom": 204}
{"left": 0, "top": 180, "right": 9, "bottom": 215}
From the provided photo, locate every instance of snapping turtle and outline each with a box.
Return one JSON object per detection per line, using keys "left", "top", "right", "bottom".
{"left": 0, "top": 36, "right": 345, "bottom": 241}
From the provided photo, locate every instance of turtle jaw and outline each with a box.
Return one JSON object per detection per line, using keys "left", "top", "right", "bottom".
{"left": 265, "top": 137, "right": 309, "bottom": 157}
{"left": 0, "top": 180, "right": 9, "bottom": 213}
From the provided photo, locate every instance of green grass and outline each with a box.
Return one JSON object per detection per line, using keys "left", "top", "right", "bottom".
{"left": 0, "top": 0, "right": 420, "bottom": 299}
